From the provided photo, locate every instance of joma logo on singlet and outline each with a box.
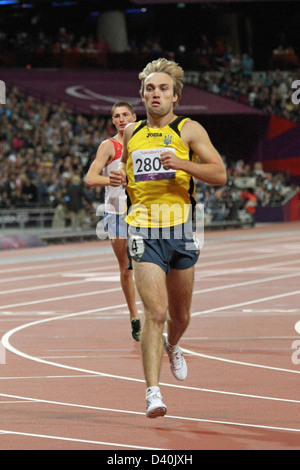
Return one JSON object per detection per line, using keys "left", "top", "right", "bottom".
{"left": 146, "top": 132, "right": 173, "bottom": 146}
{"left": 147, "top": 132, "right": 163, "bottom": 138}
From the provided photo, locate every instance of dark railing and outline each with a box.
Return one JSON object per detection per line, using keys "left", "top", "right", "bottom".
{"left": 0, "top": 208, "right": 55, "bottom": 230}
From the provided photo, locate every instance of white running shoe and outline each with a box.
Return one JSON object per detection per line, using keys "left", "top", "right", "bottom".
{"left": 163, "top": 333, "right": 187, "bottom": 381}
{"left": 146, "top": 387, "right": 167, "bottom": 419}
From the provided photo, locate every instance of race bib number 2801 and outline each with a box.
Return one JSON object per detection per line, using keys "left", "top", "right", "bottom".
{"left": 132, "top": 148, "right": 176, "bottom": 182}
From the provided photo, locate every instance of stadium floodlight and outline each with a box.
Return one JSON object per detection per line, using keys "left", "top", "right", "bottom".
{"left": 0, "top": 0, "right": 19, "bottom": 5}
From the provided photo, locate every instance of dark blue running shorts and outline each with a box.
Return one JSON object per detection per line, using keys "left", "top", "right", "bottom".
{"left": 127, "top": 224, "right": 200, "bottom": 274}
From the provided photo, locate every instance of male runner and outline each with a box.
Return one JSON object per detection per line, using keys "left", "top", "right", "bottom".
{"left": 85, "top": 101, "right": 141, "bottom": 341}
{"left": 110, "top": 59, "right": 227, "bottom": 417}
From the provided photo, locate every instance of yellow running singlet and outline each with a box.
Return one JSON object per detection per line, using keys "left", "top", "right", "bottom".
{"left": 126, "top": 116, "right": 197, "bottom": 228}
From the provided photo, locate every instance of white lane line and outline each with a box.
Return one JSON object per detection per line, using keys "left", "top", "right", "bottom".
{"left": 0, "top": 374, "right": 102, "bottom": 380}
{"left": 2, "top": 293, "right": 300, "bottom": 376}
{"left": 0, "top": 264, "right": 118, "bottom": 285}
{"left": 1, "top": 377, "right": 299, "bottom": 405}
{"left": 1, "top": 291, "right": 300, "bottom": 437}
{"left": 1, "top": 377, "right": 300, "bottom": 406}
{"left": 193, "top": 270, "right": 300, "bottom": 295}
{"left": 0, "top": 233, "right": 295, "bottom": 275}
{"left": 0, "top": 287, "right": 123, "bottom": 310}
{"left": 0, "top": 400, "right": 40, "bottom": 404}
{"left": 1, "top": 258, "right": 300, "bottom": 311}
{"left": 0, "top": 233, "right": 295, "bottom": 282}
{"left": 0, "top": 248, "right": 296, "bottom": 292}
{"left": 1, "top": 273, "right": 300, "bottom": 380}
{"left": 0, "top": 236, "right": 299, "bottom": 299}
{"left": 196, "top": 250, "right": 300, "bottom": 268}
{"left": 0, "top": 230, "right": 299, "bottom": 444}
{"left": 0, "top": 255, "right": 113, "bottom": 276}
{"left": 0, "top": 279, "right": 105, "bottom": 296}
{"left": 189, "top": 289, "right": 300, "bottom": 374}
{"left": 0, "top": 227, "right": 296, "bottom": 269}
{"left": 2, "top": 256, "right": 300, "bottom": 295}
{"left": 2, "top": 265, "right": 300, "bottom": 298}
{"left": 1, "top": 295, "right": 300, "bottom": 401}
{"left": 0, "top": 428, "right": 165, "bottom": 450}
{"left": 0, "top": 393, "right": 299, "bottom": 437}
{"left": 0, "top": 248, "right": 113, "bottom": 267}
{"left": 192, "top": 289, "right": 300, "bottom": 318}
{"left": 182, "top": 347, "right": 300, "bottom": 375}
{"left": 195, "top": 257, "right": 300, "bottom": 278}
{"left": 201, "top": 227, "right": 300, "bottom": 244}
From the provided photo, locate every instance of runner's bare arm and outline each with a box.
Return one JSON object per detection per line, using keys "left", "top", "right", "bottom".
{"left": 85, "top": 139, "right": 114, "bottom": 187}
{"left": 160, "top": 120, "right": 227, "bottom": 186}
{"left": 110, "top": 123, "right": 136, "bottom": 187}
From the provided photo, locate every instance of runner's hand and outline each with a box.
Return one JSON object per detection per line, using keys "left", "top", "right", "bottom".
{"left": 160, "top": 151, "right": 182, "bottom": 171}
{"left": 110, "top": 170, "right": 126, "bottom": 187}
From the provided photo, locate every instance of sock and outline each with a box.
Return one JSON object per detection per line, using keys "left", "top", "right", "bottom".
{"left": 166, "top": 338, "right": 178, "bottom": 351}
{"left": 146, "top": 386, "right": 160, "bottom": 396}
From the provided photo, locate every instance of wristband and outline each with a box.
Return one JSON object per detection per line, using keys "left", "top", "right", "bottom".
{"left": 118, "top": 161, "right": 126, "bottom": 172}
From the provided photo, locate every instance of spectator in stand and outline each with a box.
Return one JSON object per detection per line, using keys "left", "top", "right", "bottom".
{"left": 36, "top": 176, "right": 49, "bottom": 206}
{"left": 272, "top": 44, "right": 299, "bottom": 69}
{"left": 222, "top": 44, "right": 234, "bottom": 70}
{"left": 230, "top": 53, "right": 243, "bottom": 76}
{"left": 241, "top": 188, "right": 257, "bottom": 216}
{"left": 11, "top": 187, "right": 27, "bottom": 208}
{"left": 66, "top": 175, "right": 86, "bottom": 230}
{"left": 52, "top": 191, "right": 67, "bottom": 229}
{"left": 202, "top": 67, "right": 300, "bottom": 123}
{"left": 205, "top": 189, "right": 229, "bottom": 222}
{"left": 195, "top": 34, "right": 214, "bottom": 69}
{"left": 21, "top": 174, "right": 37, "bottom": 205}
{"left": 95, "top": 34, "right": 110, "bottom": 54}
{"left": 56, "top": 27, "right": 72, "bottom": 52}
{"left": 242, "top": 53, "right": 254, "bottom": 78}
{"left": 0, "top": 191, "right": 11, "bottom": 209}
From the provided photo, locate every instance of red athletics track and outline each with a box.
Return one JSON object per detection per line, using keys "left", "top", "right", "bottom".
{"left": 0, "top": 221, "right": 300, "bottom": 450}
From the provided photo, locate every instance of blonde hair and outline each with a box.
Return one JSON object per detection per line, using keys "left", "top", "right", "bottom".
{"left": 139, "top": 58, "right": 184, "bottom": 104}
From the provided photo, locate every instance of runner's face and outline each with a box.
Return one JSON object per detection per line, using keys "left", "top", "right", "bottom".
{"left": 112, "top": 106, "right": 136, "bottom": 134}
{"left": 143, "top": 72, "right": 178, "bottom": 118}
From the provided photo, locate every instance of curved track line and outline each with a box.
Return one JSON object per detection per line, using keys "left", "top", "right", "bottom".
{"left": 2, "top": 303, "right": 300, "bottom": 436}
{"left": 1, "top": 305, "right": 300, "bottom": 402}
{"left": 1, "top": 305, "right": 144, "bottom": 381}
{"left": 182, "top": 348, "right": 300, "bottom": 375}
{"left": 2, "top": 305, "right": 299, "bottom": 378}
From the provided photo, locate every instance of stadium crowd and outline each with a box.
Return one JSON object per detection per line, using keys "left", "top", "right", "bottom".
{"left": 199, "top": 67, "right": 300, "bottom": 124}
{"left": 0, "top": 85, "right": 296, "bottom": 229}
{"left": 0, "top": 86, "right": 107, "bottom": 228}
{"left": 1, "top": 22, "right": 300, "bottom": 124}
{"left": 1, "top": 8, "right": 299, "bottom": 229}
{"left": 199, "top": 158, "right": 295, "bottom": 225}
